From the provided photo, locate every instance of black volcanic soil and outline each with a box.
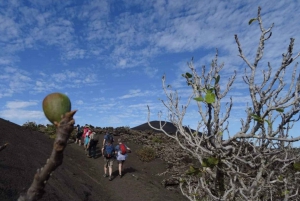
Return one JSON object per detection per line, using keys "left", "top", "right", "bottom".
{"left": 0, "top": 118, "right": 187, "bottom": 201}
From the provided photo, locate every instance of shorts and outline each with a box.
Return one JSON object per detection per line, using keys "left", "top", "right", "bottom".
{"left": 117, "top": 160, "right": 125, "bottom": 164}
{"left": 116, "top": 151, "right": 127, "bottom": 161}
{"left": 76, "top": 133, "right": 82, "bottom": 139}
{"left": 104, "top": 157, "right": 114, "bottom": 167}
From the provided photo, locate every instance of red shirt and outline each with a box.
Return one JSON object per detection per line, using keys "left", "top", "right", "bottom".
{"left": 82, "top": 127, "right": 89, "bottom": 137}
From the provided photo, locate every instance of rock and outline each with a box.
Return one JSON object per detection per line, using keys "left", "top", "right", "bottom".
{"left": 162, "top": 178, "right": 179, "bottom": 187}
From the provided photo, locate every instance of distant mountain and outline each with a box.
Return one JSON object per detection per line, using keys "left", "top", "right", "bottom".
{"left": 131, "top": 121, "right": 196, "bottom": 134}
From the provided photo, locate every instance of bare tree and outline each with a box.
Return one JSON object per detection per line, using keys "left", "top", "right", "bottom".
{"left": 148, "top": 7, "right": 300, "bottom": 201}
{"left": 18, "top": 110, "right": 77, "bottom": 201}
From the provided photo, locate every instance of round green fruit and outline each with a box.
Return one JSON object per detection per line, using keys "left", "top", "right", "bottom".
{"left": 42, "top": 92, "right": 71, "bottom": 124}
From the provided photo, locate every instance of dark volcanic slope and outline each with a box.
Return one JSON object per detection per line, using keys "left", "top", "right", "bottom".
{"left": 0, "top": 118, "right": 107, "bottom": 201}
{"left": 132, "top": 121, "right": 195, "bottom": 134}
{"left": 0, "top": 118, "right": 187, "bottom": 201}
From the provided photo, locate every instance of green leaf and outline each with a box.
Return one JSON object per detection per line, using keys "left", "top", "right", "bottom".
{"left": 293, "top": 162, "right": 300, "bottom": 171}
{"left": 251, "top": 114, "right": 260, "bottom": 119}
{"left": 208, "top": 88, "right": 214, "bottom": 93}
{"left": 278, "top": 175, "right": 284, "bottom": 181}
{"left": 194, "top": 97, "right": 204, "bottom": 102}
{"left": 276, "top": 108, "right": 284, "bottom": 113}
{"left": 201, "top": 159, "right": 209, "bottom": 167}
{"left": 186, "top": 72, "right": 192, "bottom": 78}
{"left": 248, "top": 18, "right": 257, "bottom": 25}
{"left": 207, "top": 157, "right": 219, "bottom": 166}
{"left": 205, "top": 92, "right": 215, "bottom": 104}
{"left": 251, "top": 114, "right": 263, "bottom": 122}
{"left": 214, "top": 75, "right": 220, "bottom": 85}
{"left": 186, "top": 166, "right": 202, "bottom": 176}
{"left": 264, "top": 119, "right": 272, "bottom": 127}
{"left": 189, "top": 165, "right": 196, "bottom": 172}
{"left": 202, "top": 157, "right": 219, "bottom": 168}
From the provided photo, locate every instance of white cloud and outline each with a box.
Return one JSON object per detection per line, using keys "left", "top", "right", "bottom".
{"left": 0, "top": 99, "right": 43, "bottom": 124}
{"left": 0, "top": 109, "right": 44, "bottom": 124}
{"left": 6, "top": 101, "right": 38, "bottom": 109}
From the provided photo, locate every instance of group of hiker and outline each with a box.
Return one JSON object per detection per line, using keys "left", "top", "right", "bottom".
{"left": 75, "top": 124, "right": 131, "bottom": 181}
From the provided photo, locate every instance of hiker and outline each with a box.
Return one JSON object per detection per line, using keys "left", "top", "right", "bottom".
{"left": 87, "top": 131, "right": 100, "bottom": 158}
{"left": 102, "top": 140, "right": 115, "bottom": 181}
{"left": 115, "top": 138, "right": 131, "bottom": 178}
{"left": 84, "top": 128, "right": 92, "bottom": 151}
{"left": 82, "top": 125, "right": 89, "bottom": 146}
{"left": 103, "top": 131, "right": 114, "bottom": 147}
{"left": 83, "top": 124, "right": 89, "bottom": 136}
{"left": 75, "top": 125, "right": 83, "bottom": 145}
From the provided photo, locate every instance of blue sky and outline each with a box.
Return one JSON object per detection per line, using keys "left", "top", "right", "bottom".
{"left": 0, "top": 0, "right": 300, "bottom": 140}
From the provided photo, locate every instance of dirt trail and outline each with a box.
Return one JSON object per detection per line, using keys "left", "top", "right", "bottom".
{"left": 0, "top": 119, "right": 186, "bottom": 201}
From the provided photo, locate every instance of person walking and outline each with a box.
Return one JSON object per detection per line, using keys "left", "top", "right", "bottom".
{"left": 75, "top": 124, "right": 83, "bottom": 145}
{"left": 103, "top": 131, "right": 114, "bottom": 147}
{"left": 115, "top": 138, "right": 131, "bottom": 178}
{"left": 83, "top": 124, "right": 89, "bottom": 136}
{"left": 102, "top": 140, "right": 115, "bottom": 181}
{"left": 82, "top": 125, "right": 89, "bottom": 147}
{"left": 87, "top": 131, "right": 100, "bottom": 158}
{"left": 84, "top": 128, "right": 92, "bottom": 152}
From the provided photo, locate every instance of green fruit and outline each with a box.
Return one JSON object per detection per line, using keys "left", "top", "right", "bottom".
{"left": 42, "top": 92, "right": 71, "bottom": 124}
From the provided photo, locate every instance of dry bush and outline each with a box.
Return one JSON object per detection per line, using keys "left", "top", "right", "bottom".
{"left": 136, "top": 146, "right": 156, "bottom": 162}
{"left": 148, "top": 7, "right": 300, "bottom": 201}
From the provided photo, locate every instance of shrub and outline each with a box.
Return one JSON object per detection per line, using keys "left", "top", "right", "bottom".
{"left": 22, "top": 121, "right": 38, "bottom": 131}
{"left": 44, "top": 124, "right": 56, "bottom": 135}
{"left": 136, "top": 146, "right": 156, "bottom": 162}
{"left": 151, "top": 136, "right": 163, "bottom": 143}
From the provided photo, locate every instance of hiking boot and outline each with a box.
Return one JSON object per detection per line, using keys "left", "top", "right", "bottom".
{"left": 119, "top": 174, "right": 122, "bottom": 178}
{"left": 103, "top": 174, "right": 108, "bottom": 178}
{"left": 109, "top": 176, "right": 112, "bottom": 181}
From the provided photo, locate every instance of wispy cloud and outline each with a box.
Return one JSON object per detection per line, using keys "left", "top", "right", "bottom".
{"left": 5, "top": 101, "right": 38, "bottom": 109}
{"left": 119, "top": 89, "right": 157, "bottom": 99}
{"left": 0, "top": 0, "right": 299, "bottom": 133}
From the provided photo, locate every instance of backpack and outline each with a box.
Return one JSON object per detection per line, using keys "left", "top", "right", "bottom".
{"left": 105, "top": 134, "right": 114, "bottom": 143}
{"left": 78, "top": 127, "right": 83, "bottom": 135}
{"left": 119, "top": 143, "right": 127, "bottom": 155}
{"left": 103, "top": 144, "right": 115, "bottom": 158}
{"left": 91, "top": 132, "right": 100, "bottom": 141}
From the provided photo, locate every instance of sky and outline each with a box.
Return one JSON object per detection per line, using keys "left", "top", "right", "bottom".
{"left": 0, "top": 0, "right": 300, "bottom": 142}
